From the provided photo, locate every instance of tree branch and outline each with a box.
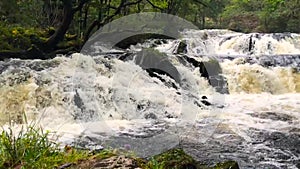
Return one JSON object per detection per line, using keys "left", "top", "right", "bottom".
{"left": 145, "top": 0, "right": 164, "bottom": 11}
{"left": 193, "top": 0, "right": 209, "bottom": 8}
{"left": 73, "top": 0, "right": 91, "bottom": 13}
{"left": 83, "top": 0, "right": 143, "bottom": 43}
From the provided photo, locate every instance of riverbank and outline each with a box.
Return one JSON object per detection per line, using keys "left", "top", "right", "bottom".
{"left": 0, "top": 124, "right": 239, "bottom": 169}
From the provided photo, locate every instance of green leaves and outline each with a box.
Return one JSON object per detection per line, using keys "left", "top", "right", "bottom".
{"left": 220, "top": 0, "right": 300, "bottom": 32}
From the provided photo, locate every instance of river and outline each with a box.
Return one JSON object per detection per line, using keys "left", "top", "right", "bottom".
{"left": 0, "top": 29, "right": 299, "bottom": 169}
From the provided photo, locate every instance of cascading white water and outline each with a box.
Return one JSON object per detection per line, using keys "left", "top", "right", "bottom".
{"left": 0, "top": 29, "right": 299, "bottom": 168}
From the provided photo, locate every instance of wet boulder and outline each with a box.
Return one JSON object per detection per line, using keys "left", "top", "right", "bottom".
{"left": 135, "top": 48, "right": 181, "bottom": 87}
{"left": 181, "top": 55, "right": 229, "bottom": 94}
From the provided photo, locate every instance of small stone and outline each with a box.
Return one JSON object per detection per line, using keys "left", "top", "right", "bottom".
{"left": 144, "top": 113, "right": 157, "bottom": 119}
{"left": 202, "top": 96, "right": 208, "bottom": 99}
{"left": 201, "top": 100, "right": 211, "bottom": 106}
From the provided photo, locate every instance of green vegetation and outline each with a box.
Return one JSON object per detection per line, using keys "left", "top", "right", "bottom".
{"left": 0, "top": 25, "right": 46, "bottom": 51}
{"left": 143, "top": 148, "right": 239, "bottom": 169}
{"left": 0, "top": 124, "right": 239, "bottom": 169}
{"left": 0, "top": 125, "right": 91, "bottom": 168}
{"left": 144, "top": 148, "right": 198, "bottom": 169}
{"left": 221, "top": 0, "right": 300, "bottom": 32}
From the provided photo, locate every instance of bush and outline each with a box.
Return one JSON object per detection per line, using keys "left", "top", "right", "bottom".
{"left": 0, "top": 25, "right": 48, "bottom": 51}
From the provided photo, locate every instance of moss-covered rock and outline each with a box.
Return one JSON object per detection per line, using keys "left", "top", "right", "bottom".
{"left": 141, "top": 148, "right": 239, "bottom": 169}
{"left": 147, "top": 148, "right": 198, "bottom": 169}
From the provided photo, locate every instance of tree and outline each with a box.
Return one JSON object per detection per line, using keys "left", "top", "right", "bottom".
{"left": 45, "top": 0, "right": 90, "bottom": 49}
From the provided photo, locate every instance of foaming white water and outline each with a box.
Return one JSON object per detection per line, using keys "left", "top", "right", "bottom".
{"left": 154, "top": 29, "right": 300, "bottom": 56}
{"left": 0, "top": 53, "right": 215, "bottom": 126}
{"left": 0, "top": 29, "right": 300, "bottom": 168}
{"left": 221, "top": 59, "right": 300, "bottom": 94}
{"left": 219, "top": 93, "right": 300, "bottom": 135}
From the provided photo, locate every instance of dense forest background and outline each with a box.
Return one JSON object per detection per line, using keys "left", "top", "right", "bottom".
{"left": 0, "top": 0, "right": 299, "bottom": 59}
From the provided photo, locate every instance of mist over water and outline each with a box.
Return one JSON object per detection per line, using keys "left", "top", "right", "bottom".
{"left": 0, "top": 29, "right": 300, "bottom": 168}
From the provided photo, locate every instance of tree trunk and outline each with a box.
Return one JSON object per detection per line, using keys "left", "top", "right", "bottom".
{"left": 45, "top": 0, "right": 74, "bottom": 50}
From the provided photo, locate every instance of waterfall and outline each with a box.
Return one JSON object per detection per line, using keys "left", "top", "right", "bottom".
{"left": 0, "top": 29, "right": 299, "bottom": 168}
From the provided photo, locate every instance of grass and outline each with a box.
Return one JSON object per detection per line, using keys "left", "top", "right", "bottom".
{"left": 145, "top": 158, "right": 165, "bottom": 169}
{"left": 0, "top": 124, "right": 90, "bottom": 169}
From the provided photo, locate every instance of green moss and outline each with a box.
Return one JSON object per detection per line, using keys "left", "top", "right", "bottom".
{"left": 213, "top": 161, "right": 239, "bottom": 169}
{"left": 144, "top": 148, "right": 198, "bottom": 169}
{"left": 141, "top": 148, "right": 240, "bottom": 169}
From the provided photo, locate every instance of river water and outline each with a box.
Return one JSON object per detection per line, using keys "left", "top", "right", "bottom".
{"left": 0, "top": 30, "right": 299, "bottom": 169}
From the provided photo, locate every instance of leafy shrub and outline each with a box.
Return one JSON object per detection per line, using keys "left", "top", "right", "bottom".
{"left": 0, "top": 25, "right": 48, "bottom": 51}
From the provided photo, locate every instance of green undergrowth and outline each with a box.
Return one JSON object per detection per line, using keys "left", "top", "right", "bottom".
{"left": 0, "top": 25, "right": 48, "bottom": 51}
{"left": 0, "top": 124, "right": 90, "bottom": 168}
{"left": 0, "top": 24, "right": 82, "bottom": 52}
{"left": 0, "top": 124, "right": 239, "bottom": 169}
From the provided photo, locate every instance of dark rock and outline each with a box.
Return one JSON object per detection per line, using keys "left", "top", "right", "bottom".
{"left": 165, "top": 111, "right": 177, "bottom": 118}
{"left": 248, "top": 34, "right": 255, "bottom": 54}
{"left": 27, "top": 59, "right": 60, "bottom": 71}
{"left": 146, "top": 68, "right": 178, "bottom": 89}
{"left": 176, "top": 40, "right": 187, "bottom": 54}
{"left": 135, "top": 49, "right": 181, "bottom": 85}
{"left": 137, "top": 101, "right": 150, "bottom": 112}
{"left": 216, "top": 105, "right": 225, "bottom": 108}
{"left": 137, "top": 104, "right": 145, "bottom": 111}
{"left": 154, "top": 39, "right": 163, "bottom": 45}
{"left": 202, "top": 96, "right": 208, "bottom": 100}
{"left": 181, "top": 55, "right": 229, "bottom": 94}
{"left": 203, "top": 60, "right": 229, "bottom": 94}
{"left": 194, "top": 101, "right": 202, "bottom": 108}
{"left": 0, "top": 63, "right": 8, "bottom": 74}
{"left": 74, "top": 90, "right": 84, "bottom": 111}
{"left": 250, "top": 112, "right": 294, "bottom": 122}
{"left": 272, "top": 33, "right": 292, "bottom": 41}
{"left": 144, "top": 113, "right": 157, "bottom": 119}
{"left": 219, "top": 36, "right": 234, "bottom": 46}
{"left": 118, "top": 52, "right": 133, "bottom": 61}
{"left": 201, "top": 100, "right": 212, "bottom": 106}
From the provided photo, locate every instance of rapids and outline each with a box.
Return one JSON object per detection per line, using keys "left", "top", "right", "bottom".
{"left": 0, "top": 29, "right": 299, "bottom": 168}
